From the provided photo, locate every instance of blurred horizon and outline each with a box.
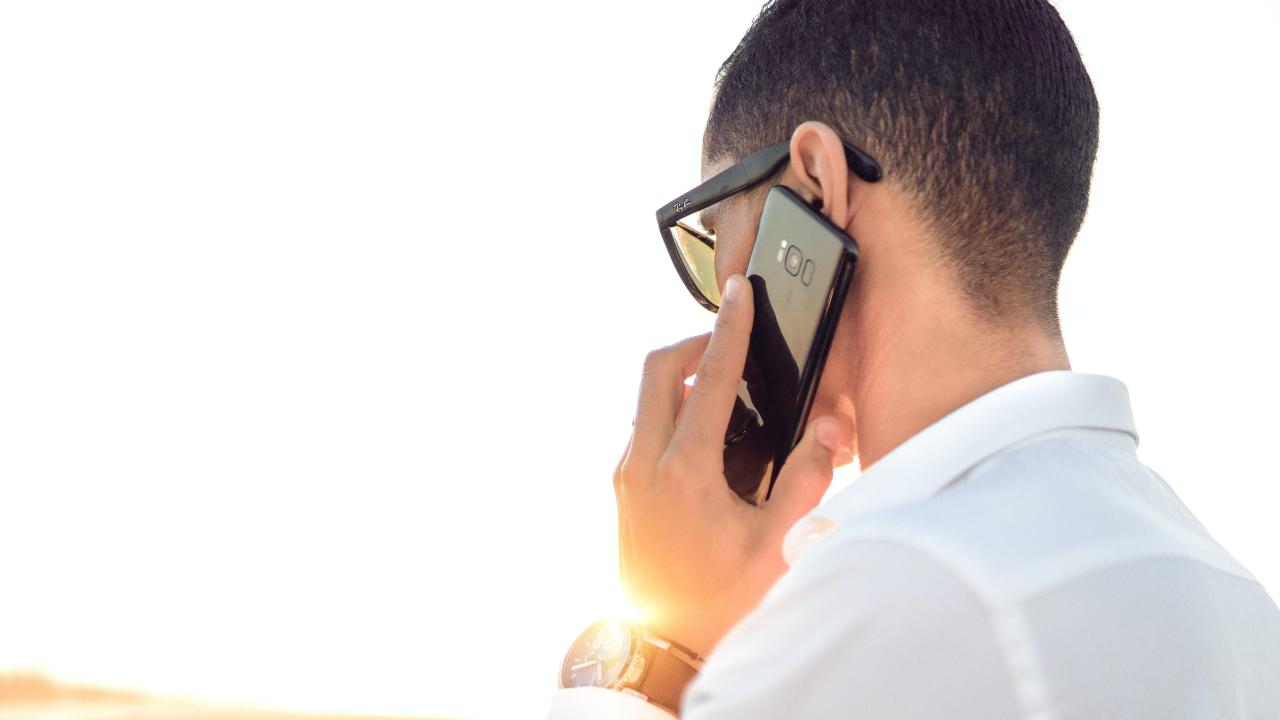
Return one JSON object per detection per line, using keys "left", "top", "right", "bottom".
{"left": 0, "top": 672, "right": 455, "bottom": 720}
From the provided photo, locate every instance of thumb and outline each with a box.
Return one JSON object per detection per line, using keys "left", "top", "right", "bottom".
{"left": 764, "top": 416, "right": 840, "bottom": 533}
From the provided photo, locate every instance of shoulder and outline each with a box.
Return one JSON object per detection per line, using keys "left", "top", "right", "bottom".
{"left": 807, "top": 432, "right": 1214, "bottom": 603}
{"left": 685, "top": 433, "right": 1280, "bottom": 718}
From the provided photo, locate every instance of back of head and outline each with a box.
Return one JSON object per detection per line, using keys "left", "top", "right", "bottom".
{"left": 705, "top": 0, "right": 1099, "bottom": 327}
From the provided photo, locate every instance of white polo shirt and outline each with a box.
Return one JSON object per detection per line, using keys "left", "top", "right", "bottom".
{"left": 548, "top": 371, "right": 1280, "bottom": 719}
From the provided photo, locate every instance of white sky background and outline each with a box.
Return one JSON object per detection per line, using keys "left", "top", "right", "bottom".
{"left": 1, "top": 2, "right": 1277, "bottom": 718}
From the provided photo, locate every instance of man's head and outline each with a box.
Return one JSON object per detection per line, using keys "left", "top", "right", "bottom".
{"left": 703, "top": 0, "right": 1098, "bottom": 327}
{"left": 697, "top": 0, "right": 1096, "bottom": 465}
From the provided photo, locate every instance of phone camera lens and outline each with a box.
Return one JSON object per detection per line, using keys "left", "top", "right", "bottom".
{"left": 784, "top": 245, "right": 803, "bottom": 276}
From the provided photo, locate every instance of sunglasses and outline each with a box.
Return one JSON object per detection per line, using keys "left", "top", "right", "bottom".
{"left": 655, "top": 138, "right": 883, "bottom": 312}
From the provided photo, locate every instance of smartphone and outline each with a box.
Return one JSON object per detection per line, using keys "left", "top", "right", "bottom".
{"left": 722, "top": 185, "right": 858, "bottom": 505}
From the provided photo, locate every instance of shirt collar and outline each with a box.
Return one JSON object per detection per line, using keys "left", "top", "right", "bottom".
{"left": 782, "top": 371, "right": 1139, "bottom": 565}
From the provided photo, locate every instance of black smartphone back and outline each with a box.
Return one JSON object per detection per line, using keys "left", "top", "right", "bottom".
{"left": 723, "top": 185, "right": 858, "bottom": 504}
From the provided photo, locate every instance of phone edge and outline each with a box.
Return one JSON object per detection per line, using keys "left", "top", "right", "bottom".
{"left": 761, "top": 235, "right": 857, "bottom": 501}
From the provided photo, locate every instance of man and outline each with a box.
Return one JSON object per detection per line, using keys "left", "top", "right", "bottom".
{"left": 549, "top": 0, "right": 1280, "bottom": 717}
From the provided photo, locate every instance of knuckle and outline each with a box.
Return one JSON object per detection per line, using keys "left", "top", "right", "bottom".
{"left": 615, "top": 454, "right": 647, "bottom": 492}
{"left": 641, "top": 348, "right": 664, "bottom": 371}
{"left": 695, "top": 349, "right": 728, "bottom": 387}
{"left": 641, "top": 347, "right": 673, "bottom": 380}
{"left": 613, "top": 458, "right": 626, "bottom": 493}
{"left": 655, "top": 450, "right": 692, "bottom": 483}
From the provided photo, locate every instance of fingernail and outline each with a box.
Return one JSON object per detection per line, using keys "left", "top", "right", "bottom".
{"left": 814, "top": 418, "right": 840, "bottom": 455}
{"left": 723, "top": 275, "right": 742, "bottom": 303}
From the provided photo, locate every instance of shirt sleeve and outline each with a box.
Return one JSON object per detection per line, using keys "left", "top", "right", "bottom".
{"left": 680, "top": 540, "right": 1021, "bottom": 719}
{"left": 545, "top": 687, "right": 676, "bottom": 720}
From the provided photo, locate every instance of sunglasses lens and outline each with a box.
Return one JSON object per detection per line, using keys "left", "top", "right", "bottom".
{"left": 670, "top": 221, "right": 721, "bottom": 308}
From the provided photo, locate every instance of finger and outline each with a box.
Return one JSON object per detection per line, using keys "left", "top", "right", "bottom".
{"left": 763, "top": 416, "right": 841, "bottom": 534}
{"left": 630, "top": 333, "right": 711, "bottom": 465}
{"left": 673, "top": 274, "right": 753, "bottom": 461}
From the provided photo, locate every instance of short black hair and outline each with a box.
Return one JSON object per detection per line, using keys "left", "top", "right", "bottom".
{"left": 705, "top": 0, "right": 1099, "bottom": 325}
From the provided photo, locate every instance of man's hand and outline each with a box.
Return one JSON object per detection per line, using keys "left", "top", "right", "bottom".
{"left": 614, "top": 274, "right": 843, "bottom": 658}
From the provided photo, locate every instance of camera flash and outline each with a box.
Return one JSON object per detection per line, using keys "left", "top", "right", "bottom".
{"left": 777, "top": 248, "right": 786, "bottom": 262}
{"left": 780, "top": 240, "right": 789, "bottom": 248}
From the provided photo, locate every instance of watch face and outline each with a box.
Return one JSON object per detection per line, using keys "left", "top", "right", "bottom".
{"left": 560, "top": 620, "right": 634, "bottom": 689}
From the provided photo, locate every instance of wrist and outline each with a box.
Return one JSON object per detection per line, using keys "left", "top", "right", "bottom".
{"left": 560, "top": 619, "right": 704, "bottom": 715}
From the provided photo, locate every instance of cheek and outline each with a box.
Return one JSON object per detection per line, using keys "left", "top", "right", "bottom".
{"left": 714, "top": 224, "right": 757, "bottom": 288}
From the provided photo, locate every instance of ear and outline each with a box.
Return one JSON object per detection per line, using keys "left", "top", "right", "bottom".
{"left": 787, "top": 121, "right": 857, "bottom": 230}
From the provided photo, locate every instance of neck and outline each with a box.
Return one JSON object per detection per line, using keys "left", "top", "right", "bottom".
{"left": 845, "top": 288, "right": 1070, "bottom": 470}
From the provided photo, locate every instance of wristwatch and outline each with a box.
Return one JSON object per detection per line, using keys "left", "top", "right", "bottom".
{"left": 559, "top": 619, "right": 704, "bottom": 715}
